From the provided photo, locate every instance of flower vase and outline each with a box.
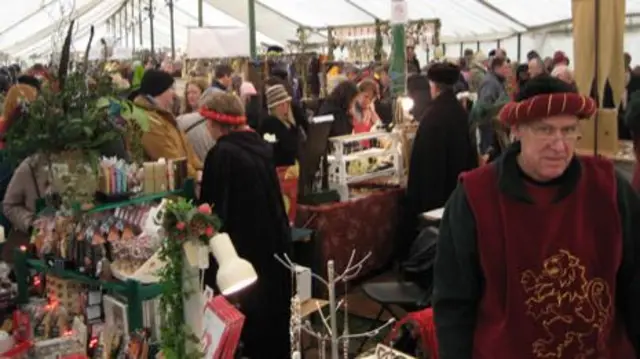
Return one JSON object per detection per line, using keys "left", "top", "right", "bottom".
{"left": 47, "top": 150, "right": 99, "bottom": 210}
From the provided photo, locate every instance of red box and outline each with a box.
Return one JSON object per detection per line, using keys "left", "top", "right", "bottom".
{"left": 276, "top": 167, "right": 298, "bottom": 224}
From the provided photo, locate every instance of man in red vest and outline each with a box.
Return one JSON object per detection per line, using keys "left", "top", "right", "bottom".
{"left": 433, "top": 75, "right": 640, "bottom": 358}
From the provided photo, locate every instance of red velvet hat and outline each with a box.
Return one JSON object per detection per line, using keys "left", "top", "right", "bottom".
{"left": 498, "top": 76, "right": 596, "bottom": 126}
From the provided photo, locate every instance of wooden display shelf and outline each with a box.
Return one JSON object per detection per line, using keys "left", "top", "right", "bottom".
{"left": 17, "top": 179, "right": 197, "bottom": 333}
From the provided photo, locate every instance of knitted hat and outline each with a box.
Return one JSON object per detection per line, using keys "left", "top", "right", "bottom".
{"left": 139, "top": 69, "right": 175, "bottom": 97}
{"left": 265, "top": 84, "right": 291, "bottom": 109}
{"left": 498, "top": 76, "right": 595, "bottom": 126}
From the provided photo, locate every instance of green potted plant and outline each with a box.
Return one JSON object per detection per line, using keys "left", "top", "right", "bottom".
{"left": 3, "top": 22, "right": 144, "bottom": 210}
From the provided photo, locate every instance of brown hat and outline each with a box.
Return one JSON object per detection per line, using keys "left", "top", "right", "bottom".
{"left": 265, "top": 84, "right": 291, "bottom": 109}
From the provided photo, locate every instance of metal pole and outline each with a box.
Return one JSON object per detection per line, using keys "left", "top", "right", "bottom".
{"left": 516, "top": 33, "right": 521, "bottom": 63}
{"left": 593, "top": 0, "right": 600, "bottom": 156}
{"left": 327, "top": 261, "right": 338, "bottom": 359}
{"left": 248, "top": 0, "right": 257, "bottom": 58}
{"left": 139, "top": 0, "right": 144, "bottom": 46}
{"left": 149, "top": 0, "right": 155, "bottom": 57}
{"left": 476, "top": 41, "right": 480, "bottom": 51}
{"left": 198, "top": 0, "right": 203, "bottom": 27}
{"left": 459, "top": 42, "right": 463, "bottom": 57}
{"left": 131, "top": 0, "right": 136, "bottom": 51}
{"left": 168, "top": 0, "right": 176, "bottom": 60}
{"left": 124, "top": 4, "right": 129, "bottom": 48}
{"left": 389, "top": 0, "right": 407, "bottom": 96}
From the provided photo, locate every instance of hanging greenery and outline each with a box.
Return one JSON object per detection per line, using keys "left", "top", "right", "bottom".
{"left": 159, "top": 198, "right": 223, "bottom": 359}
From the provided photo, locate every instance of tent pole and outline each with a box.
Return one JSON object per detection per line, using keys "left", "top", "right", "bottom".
{"left": 149, "top": 0, "right": 155, "bottom": 57}
{"left": 131, "top": 0, "right": 136, "bottom": 51}
{"left": 168, "top": 0, "right": 176, "bottom": 60}
{"left": 516, "top": 33, "right": 521, "bottom": 62}
{"left": 248, "top": 0, "right": 257, "bottom": 58}
{"left": 593, "top": 0, "right": 600, "bottom": 156}
{"left": 125, "top": 3, "right": 129, "bottom": 48}
{"left": 139, "top": 0, "right": 144, "bottom": 46}
{"left": 198, "top": 0, "right": 204, "bottom": 26}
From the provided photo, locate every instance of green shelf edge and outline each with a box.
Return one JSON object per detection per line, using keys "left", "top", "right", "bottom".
{"left": 36, "top": 178, "right": 196, "bottom": 215}
{"left": 26, "top": 258, "right": 165, "bottom": 300}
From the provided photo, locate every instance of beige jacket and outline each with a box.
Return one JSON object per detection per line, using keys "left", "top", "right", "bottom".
{"left": 134, "top": 95, "right": 202, "bottom": 178}
{"left": 3, "top": 155, "right": 48, "bottom": 233}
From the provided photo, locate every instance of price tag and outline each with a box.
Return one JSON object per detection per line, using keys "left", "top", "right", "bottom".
{"left": 198, "top": 244, "right": 210, "bottom": 270}
{"left": 204, "top": 286, "right": 214, "bottom": 300}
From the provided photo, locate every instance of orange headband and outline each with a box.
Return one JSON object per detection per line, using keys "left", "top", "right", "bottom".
{"left": 199, "top": 108, "right": 247, "bottom": 126}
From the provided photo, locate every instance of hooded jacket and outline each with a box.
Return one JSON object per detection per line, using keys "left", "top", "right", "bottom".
{"left": 134, "top": 95, "right": 202, "bottom": 177}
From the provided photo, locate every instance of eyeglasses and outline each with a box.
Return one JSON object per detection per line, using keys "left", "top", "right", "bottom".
{"left": 527, "top": 123, "right": 581, "bottom": 143}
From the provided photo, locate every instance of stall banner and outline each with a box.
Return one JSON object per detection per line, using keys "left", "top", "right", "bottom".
{"left": 186, "top": 27, "right": 251, "bottom": 59}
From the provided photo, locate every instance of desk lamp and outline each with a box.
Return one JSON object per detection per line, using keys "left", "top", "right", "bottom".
{"left": 209, "top": 233, "right": 258, "bottom": 295}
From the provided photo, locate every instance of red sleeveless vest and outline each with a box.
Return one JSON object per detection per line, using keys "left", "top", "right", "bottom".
{"left": 462, "top": 156, "right": 634, "bottom": 359}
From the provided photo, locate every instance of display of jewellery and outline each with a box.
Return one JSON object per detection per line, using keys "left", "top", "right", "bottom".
{"left": 290, "top": 294, "right": 302, "bottom": 359}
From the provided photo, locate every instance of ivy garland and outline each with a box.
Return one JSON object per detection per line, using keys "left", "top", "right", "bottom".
{"left": 159, "top": 198, "right": 222, "bottom": 359}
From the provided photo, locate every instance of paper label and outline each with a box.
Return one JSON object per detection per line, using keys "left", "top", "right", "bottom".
{"left": 204, "top": 286, "right": 214, "bottom": 300}
{"left": 198, "top": 244, "right": 210, "bottom": 269}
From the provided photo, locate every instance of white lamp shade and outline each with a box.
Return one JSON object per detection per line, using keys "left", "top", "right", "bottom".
{"left": 209, "top": 233, "right": 258, "bottom": 295}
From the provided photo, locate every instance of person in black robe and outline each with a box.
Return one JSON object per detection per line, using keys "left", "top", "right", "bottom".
{"left": 398, "top": 62, "right": 478, "bottom": 260}
{"left": 198, "top": 92, "right": 292, "bottom": 359}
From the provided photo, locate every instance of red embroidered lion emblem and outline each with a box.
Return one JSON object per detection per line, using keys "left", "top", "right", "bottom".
{"left": 521, "top": 249, "right": 613, "bottom": 358}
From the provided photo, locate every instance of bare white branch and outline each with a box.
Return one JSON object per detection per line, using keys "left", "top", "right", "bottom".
{"left": 335, "top": 251, "right": 372, "bottom": 282}
{"left": 338, "top": 318, "right": 396, "bottom": 341}
{"left": 300, "top": 321, "right": 324, "bottom": 340}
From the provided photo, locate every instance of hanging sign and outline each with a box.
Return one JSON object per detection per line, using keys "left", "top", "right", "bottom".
{"left": 391, "top": 0, "right": 408, "bottom": 24}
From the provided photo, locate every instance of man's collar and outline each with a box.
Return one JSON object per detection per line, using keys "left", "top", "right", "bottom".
{"left": 496, "top": 142, "right": 581, "bottom": 203}
{"left": 213, "top": 80, "right": 227, "bottom": 90}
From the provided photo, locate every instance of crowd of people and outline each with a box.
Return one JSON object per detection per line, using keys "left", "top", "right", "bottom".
{"left": 0, "top": 42, "right": 639, "bottom": 358}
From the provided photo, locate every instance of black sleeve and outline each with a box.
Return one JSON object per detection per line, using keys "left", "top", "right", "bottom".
{"left": 407, "top": 123, "right": 448, "bottom": 212}
{"left": 433, "top": 183, "right": 483, "bottom": 359}
{"left": 199, "top": 147, "right": 231, "bottom": 220}
{"left": 615, "top": 172, "right": 640, "bottom": 355}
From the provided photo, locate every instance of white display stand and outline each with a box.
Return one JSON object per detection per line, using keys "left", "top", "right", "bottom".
{"left": 327, "top": 131, "right": 403, "bottom": 201}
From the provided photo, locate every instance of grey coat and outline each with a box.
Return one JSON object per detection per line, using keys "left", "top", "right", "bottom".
{"left": 176, "top": 112, "right": 215, "bottom": 162}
